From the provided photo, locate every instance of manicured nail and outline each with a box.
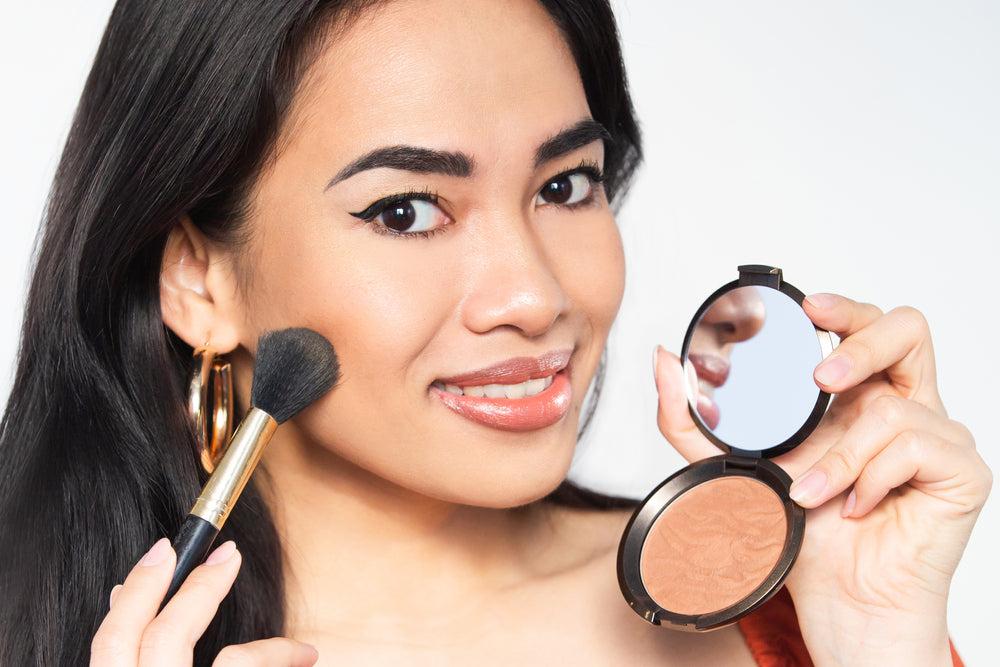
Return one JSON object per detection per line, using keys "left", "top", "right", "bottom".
{"left": 205, "top": 540, "right": 236, "bottom": 565}
{"left": 841, "top": 489, "right": 857, "bottom": 518}
{"left": 815, "top": 353, "right": 850, "bottom": 386}
{"left": 805, "top": 293, "right": 838, "bottom": 309}
{"left": 789, "top": 469, "right": 828, "bottom": 504}
{"left": 109, "top": 584, "right": 123, "bottom": 608}
{"left": 139, "top": 537, "right": 172, "bottom": 567}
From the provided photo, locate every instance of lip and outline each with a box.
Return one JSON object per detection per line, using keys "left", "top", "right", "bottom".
{"left": 687, "top": 353, "right": 730, "bottom": 388}
{"left": 696, "top": 393, "right": 721, "bottom": 429}
{"left": 430, "top": 350, "right": 574, "bottom": 432}
{"left": 687, "top": 353, "right": 727, "bottom": 430}
{"left": 434, "top": 348, "right": 572, "bottom": 386}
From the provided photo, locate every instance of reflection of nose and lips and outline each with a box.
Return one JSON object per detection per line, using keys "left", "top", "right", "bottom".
{"left": 685, "top": 288, "right": 767, "bottom": 430}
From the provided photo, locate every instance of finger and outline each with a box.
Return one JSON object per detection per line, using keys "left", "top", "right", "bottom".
{"left": 213, "top": 638, "right": 320, "bottom": 667}
{"left": 802, "top": 292, "right": 883, "bottom": 337}
{"left": 846, "top": 429, "right": 991, "bottom": 518}
{"left": 653, "top": 345, "right": 722, "bottom": 463}
{"left": 90, "top": 538, "right": 177, "bottom": 667}
{"left": 137, "top": 541, "right": 241, "bottom": 667}
{"left": 810, "top": 305, "right": 941, "bottom": 409}
{"left": 109, "top": 585, "right": 123, "bottom": 609}
{"left": 788, "top": 395, "right": 966, "bottom": 508}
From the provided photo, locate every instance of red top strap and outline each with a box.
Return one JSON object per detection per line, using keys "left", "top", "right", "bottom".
{"left": 735, "top": 587, "right": 964, "bottom": 666}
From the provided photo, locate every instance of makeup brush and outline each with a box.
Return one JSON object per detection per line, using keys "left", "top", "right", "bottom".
{"left": 160, "top": 327, "right": 340, "bottom": 609}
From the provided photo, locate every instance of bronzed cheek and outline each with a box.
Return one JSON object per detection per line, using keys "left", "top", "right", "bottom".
{"left": 564, "top": 213, "right": 625, "bottom": 342}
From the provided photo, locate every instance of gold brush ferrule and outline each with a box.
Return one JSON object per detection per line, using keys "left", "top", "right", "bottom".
{"left": 190, "top": 407, "right": 278, "bottom": 529}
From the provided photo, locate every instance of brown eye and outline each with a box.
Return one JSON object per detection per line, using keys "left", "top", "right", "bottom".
{"left": 382, "top": 201, "right": 416, "bottom": 232}
{"left": 373, "top": 199, "right": 445, "bottom": 234}
{"left": 535, "top": 172, "right": 593, "bottom": 207}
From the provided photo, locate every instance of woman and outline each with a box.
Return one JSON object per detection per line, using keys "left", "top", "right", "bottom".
{"left": 0, "top": 0, "right": 990, "bottom": 664}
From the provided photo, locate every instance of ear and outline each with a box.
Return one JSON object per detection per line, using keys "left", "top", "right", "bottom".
{"left": 160, "top": 215, "right": 243, "bottom": 353}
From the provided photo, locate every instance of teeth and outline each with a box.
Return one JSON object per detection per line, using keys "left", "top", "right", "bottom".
{"left": 434, "top": 374, "right": 555, "bottom": 398}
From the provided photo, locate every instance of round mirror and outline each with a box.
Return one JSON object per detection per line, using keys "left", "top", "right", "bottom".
{"left": 681, "top": 283, "right": 833, "bottom": 455}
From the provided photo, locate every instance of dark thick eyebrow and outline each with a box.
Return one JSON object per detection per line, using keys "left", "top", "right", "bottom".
{"left": 325, "top": 118, "right": 611, "bottom": 191}
{"left": 534, "top": 119, "right": 612, "bottom": 168}
{"left": 325, "top": 146, "right": 474, "bottom": 190}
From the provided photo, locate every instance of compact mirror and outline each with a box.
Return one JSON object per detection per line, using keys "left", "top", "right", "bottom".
{"left": 681, "top": 266, "right": 834, "bottom": 457}
{"left": 617, "top": 265, "right": 835, "bottom": 632}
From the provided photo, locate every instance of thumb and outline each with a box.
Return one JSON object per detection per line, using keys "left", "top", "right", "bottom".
{"left": 653, "top": 345, "right": 723, "bottom": 463}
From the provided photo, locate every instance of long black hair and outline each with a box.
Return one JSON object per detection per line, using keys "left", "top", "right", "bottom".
{"left": 0, "top": 1, "right": 642, "bottom": 663}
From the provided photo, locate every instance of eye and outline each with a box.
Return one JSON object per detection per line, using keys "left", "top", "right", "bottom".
{"left": 349, "top": 191, "right": 451, "bottom": 238}
{"left": 534, "top": 171, "right": 598, "bottom": 207}
{"left": 374, "top": 198, "right": 446, "bottom": 234}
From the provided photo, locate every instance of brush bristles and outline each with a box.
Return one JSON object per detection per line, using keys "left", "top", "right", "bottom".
{"left": 250, "top": 328, "right": 340, "bottom": 423}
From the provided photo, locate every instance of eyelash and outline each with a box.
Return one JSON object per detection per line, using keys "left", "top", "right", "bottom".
{"left": 348, "top": 159, "right": 606, "bottom": 241}
{"left": 348, "top": 186, "right": 445, "bottom": 240}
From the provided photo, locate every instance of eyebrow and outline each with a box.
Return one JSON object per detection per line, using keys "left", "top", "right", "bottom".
{"left": 533, "top": 118, "right": 612, "bottom": 169}
{"left": 325, "top": 146, "right": 473, "bottom": 189}
{"left": 324, "top": 118, "right": 612, "bottom": 190}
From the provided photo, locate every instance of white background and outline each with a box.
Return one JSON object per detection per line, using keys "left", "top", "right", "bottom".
{"left": 2, "top": 1, "right": 996, "bottom": 663}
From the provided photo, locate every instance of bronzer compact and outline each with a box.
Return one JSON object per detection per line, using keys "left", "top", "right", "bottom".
{"left": 617, "top": 264, "right": 835, "bottom": 631}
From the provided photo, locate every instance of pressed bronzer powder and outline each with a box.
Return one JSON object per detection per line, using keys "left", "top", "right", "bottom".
{"left": 638, "top": 476, "right": 787, "bottom": 615}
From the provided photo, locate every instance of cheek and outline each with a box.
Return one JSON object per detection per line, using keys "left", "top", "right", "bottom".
{"left": 245, "top": 195, "right": 456, "bottom": 410}
{"left": 264, "top": 231, "right": 454, "bottom": 382}
{"left": 548, "top": 210, "right": 625, "bottom": 334}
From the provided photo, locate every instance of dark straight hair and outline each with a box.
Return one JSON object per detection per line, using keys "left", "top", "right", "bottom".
{"left": 0, "top": 1, "right": 642, "bottom": 663}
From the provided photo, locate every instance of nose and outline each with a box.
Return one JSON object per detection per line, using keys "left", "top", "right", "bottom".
{"left": 699, "top": 286, "right": 766, "bottom": 344}
{"left": 460, "top": 216, "right": 569, "bottom": 338}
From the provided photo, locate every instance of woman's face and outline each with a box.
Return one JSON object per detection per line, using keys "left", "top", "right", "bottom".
{"left": 230, "top": 0, "right": 624, "bottom": 507}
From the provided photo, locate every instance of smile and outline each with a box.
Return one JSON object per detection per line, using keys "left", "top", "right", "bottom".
{"left": 429, "top": 349, "right": 574, "bottom": 432}
{"left": 431, "top": 374, "right": 555, "bottom": 399}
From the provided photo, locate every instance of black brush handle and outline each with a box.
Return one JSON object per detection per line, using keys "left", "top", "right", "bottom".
{"left": 159, "top": 514, "right": 219, "bottom": 612}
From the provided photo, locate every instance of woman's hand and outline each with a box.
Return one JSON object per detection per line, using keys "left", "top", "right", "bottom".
{"left": 653, "top": 293, "right": 992, "bottom": 666}
{"left": 90, "top": 538, "right": 319, "bottom": 666}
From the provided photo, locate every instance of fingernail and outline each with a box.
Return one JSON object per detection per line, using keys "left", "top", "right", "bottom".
{"left": 205, "top": 540, "right": 236, "bottom": 565}
{"left": 789, "top": 469, "right": 828, "bottom": 504}
{"left": 109, "top": 584, "right": 123, "bottom": 608}
{"left": 815, "top": 353, "right": 850, "bottom": 386}
{"left": 805, "top": 293, "right": 838, "bottom": 309}
{"left": 139, "top": 537, "right": 172, "bottom": 567}
{"left": 841, "top": 489, "right": 857, "bottom": 518}
{"left": 652, "top": 344, "right": 661, "bottom": 382}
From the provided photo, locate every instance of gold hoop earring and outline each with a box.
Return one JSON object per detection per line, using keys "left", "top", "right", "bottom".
{"left": 188, "top": 345, "right": 234, "bottom": 474}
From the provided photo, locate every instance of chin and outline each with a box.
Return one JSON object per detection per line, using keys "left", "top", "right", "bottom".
{"left": 393, "top": 425, "right": 581, "bottom": 509}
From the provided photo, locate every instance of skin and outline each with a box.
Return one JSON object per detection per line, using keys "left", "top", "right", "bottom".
{"left": 90, "top": 0, "right": 992, "bottom": 664}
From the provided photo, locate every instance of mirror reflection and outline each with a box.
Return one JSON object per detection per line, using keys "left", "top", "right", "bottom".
{"left": 682, "top": 285, "right": 825, "bottom": 450}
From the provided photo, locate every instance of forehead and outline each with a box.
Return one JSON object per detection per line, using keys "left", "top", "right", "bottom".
{"left": 283, "top": 0, "right": 591, "bottom": 165}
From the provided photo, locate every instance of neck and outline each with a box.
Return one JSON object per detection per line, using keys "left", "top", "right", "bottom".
{"left": 256, "top": 418, "right": 551, "bottom": 641}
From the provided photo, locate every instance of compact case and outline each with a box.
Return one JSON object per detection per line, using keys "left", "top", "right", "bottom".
{"left": 617, "top": 265, "right": 835, "bottom": 631}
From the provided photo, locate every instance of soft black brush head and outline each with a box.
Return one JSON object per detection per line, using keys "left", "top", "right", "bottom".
{"left": 251, "top": 327, "right": 340, "bottom": 423}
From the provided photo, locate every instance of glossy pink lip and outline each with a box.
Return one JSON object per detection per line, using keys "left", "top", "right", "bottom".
{"left": 434, "top": 348, "right": 572, "bottom": 387}
{"left": 696, "top": 393, "right": 721, "bottom": 429}
{"left": 687, "top": 353, "right": 727, "bottom": 430}
{"left": 687, "top": 353, "right": 730, "bottom": 388}
{"left": 430, "top": 349, "right": 574, "bottom": 432}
